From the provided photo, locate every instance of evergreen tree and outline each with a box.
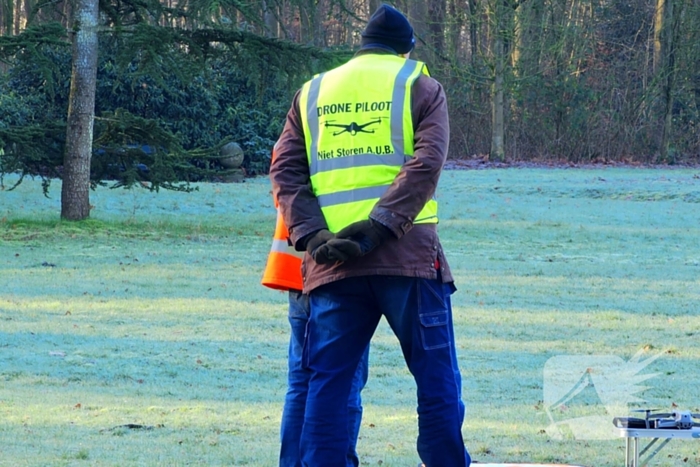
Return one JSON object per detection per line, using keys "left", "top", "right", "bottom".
{"left": 0, "top": 0, "right": 351, "bottom": 203}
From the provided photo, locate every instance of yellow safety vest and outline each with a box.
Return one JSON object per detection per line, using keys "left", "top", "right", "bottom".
{"left": 299, "top": 54, "right": 438, "bottom": 233}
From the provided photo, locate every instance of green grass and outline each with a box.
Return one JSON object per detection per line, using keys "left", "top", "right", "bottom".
{"left": 1, "top": 168, "right": 700, "bottom": 466}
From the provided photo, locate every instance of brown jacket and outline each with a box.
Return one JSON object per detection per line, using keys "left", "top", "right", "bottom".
{"left": 270, "top": 50, "right": 454, "bottom": 293}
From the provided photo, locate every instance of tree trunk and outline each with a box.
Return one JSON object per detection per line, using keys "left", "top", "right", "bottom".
{"left": 491, "top": 34, "right": 506, "bottom": 161}
{"left": 13, "top": 0, "right": 21, "bottom": 34}
{"left": 490, "top": 0, "right": 507, "bottom": 161}
{"left": 61, "top": 0, "right": 99, "bottom": 221}
{"left": 263, "top": 0, "right": 278, "bottom": 38}
{"left": 1, "top": 0, "right": 12, "bottom": 35}
{"left": 22, "top": 0, "right": 31, "bottom": 25}
{"left": 511, "top": 1, "right": 522, "bottom": 71}
{"left": 299, "top": 0, "right": 321, "bottom": 46}
{"left": 62, "top": 0, "right": 73, "bottom": 29}
{"left": 427, "top": 0, "right": 446, "bottom": 60}
{"left": 468, "top": 0, "right": 479, "bottom": 65}
{"left": 446, "top": 0, "right": 465, "bottom": 62}
{"left": 512, "top": 0, "right": 545, "bottom": 77}
{"left": 653, "top": 0, "right": 666, "bottom": 74}
{"left": 408, "top": 0, "right": 428, "bottom": 60}
{"left": 659, "top": 0, "right": 683, "bottom": 162}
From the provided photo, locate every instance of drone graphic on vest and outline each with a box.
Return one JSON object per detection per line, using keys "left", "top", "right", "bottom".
{"left": 322, "top": 118, "right": 383, "bottom": 136}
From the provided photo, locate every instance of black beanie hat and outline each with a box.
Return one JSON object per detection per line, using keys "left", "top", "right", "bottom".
{"left": 360, "top": 4, "right": 415, "bottom": 54}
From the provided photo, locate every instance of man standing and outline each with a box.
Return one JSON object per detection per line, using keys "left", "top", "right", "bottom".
{"left": 262, "top": 146, "right": 370, "bottom": 467}
{"left": 270, "top": 4, "right": 471, "bottom": 466}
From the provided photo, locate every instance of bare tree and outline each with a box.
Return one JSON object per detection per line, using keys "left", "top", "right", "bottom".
{"left": 263, "top": 0, "right": 279, "bottom": 37}
{"left": 60, "top": 0, "right": 99, "bottom": 220}
{"left": 653, "top": 0, "right": 666, "bottom": 74}
{"left": 489, "top": 0, "right": 513, "bottom": 161}
{"left": 658, "top": 0, "right": 687, "bottom": 162}
{"left": 445, "top": 0, "right": 466, "bottom": 62}
{"left": 13, "top": 0, "right": 22, "bottom": 33}
{"left": 1, "top": 0, "right": 12, "bottom": 35}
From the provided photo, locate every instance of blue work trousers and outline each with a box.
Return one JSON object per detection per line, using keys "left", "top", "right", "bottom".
{"left": 300, "top": 275, "right": 470, "bottom": 467}
{"left": 280, "top": 291, "right": 369, "bottom": 467}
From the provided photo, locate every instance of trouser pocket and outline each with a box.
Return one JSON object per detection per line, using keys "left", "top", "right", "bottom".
{"left": 418, "top": 279, "right": 451, "bottom": 350}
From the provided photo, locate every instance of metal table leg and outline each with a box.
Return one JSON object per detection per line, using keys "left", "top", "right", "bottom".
{"left": 625, "top": 436, "right": 639, "bottom": 467}
{"left": 640, "top": 438, "right": 672, "bottom": 466}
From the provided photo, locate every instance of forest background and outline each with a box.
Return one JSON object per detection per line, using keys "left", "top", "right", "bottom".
{"left": 2, "top": 0, "right": 700, "bottom": 177}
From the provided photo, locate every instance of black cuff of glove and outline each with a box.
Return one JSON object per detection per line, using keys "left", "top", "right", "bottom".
{"left": 368, "top": 218, "right": 394, "bottom": 241}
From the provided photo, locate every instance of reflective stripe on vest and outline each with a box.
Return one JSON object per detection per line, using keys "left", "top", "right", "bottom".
{"left": 299, "top": 54, "right": 438, "bottom": 232}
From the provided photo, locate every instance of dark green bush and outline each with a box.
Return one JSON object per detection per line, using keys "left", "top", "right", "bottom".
{"left": 1, "top": 27, "right": 349, "bottom": 189}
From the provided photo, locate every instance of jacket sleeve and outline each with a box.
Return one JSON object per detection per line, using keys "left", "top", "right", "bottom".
{"left": 369, "top": 74, "right": 449, "bottom": 239}
{"left": 269, "top": 90, "right": 328, "bottom": 250}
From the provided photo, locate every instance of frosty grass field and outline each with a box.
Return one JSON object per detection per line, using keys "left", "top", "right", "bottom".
{"left": 1, "top": 166, "right": 699, "bottom": 466}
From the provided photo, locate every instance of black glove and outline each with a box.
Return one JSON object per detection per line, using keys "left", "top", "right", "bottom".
{"left": 301, "top": 229, "right": 334, "bottom": 255}
{"left": 301, "top": 229, "right": 363, "bottom": 265}
{"left": 312, "top": 238, "right": 363, "bottom": 264}
{"left": 335, "top": 219, "right": 394, "bottom": 255}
